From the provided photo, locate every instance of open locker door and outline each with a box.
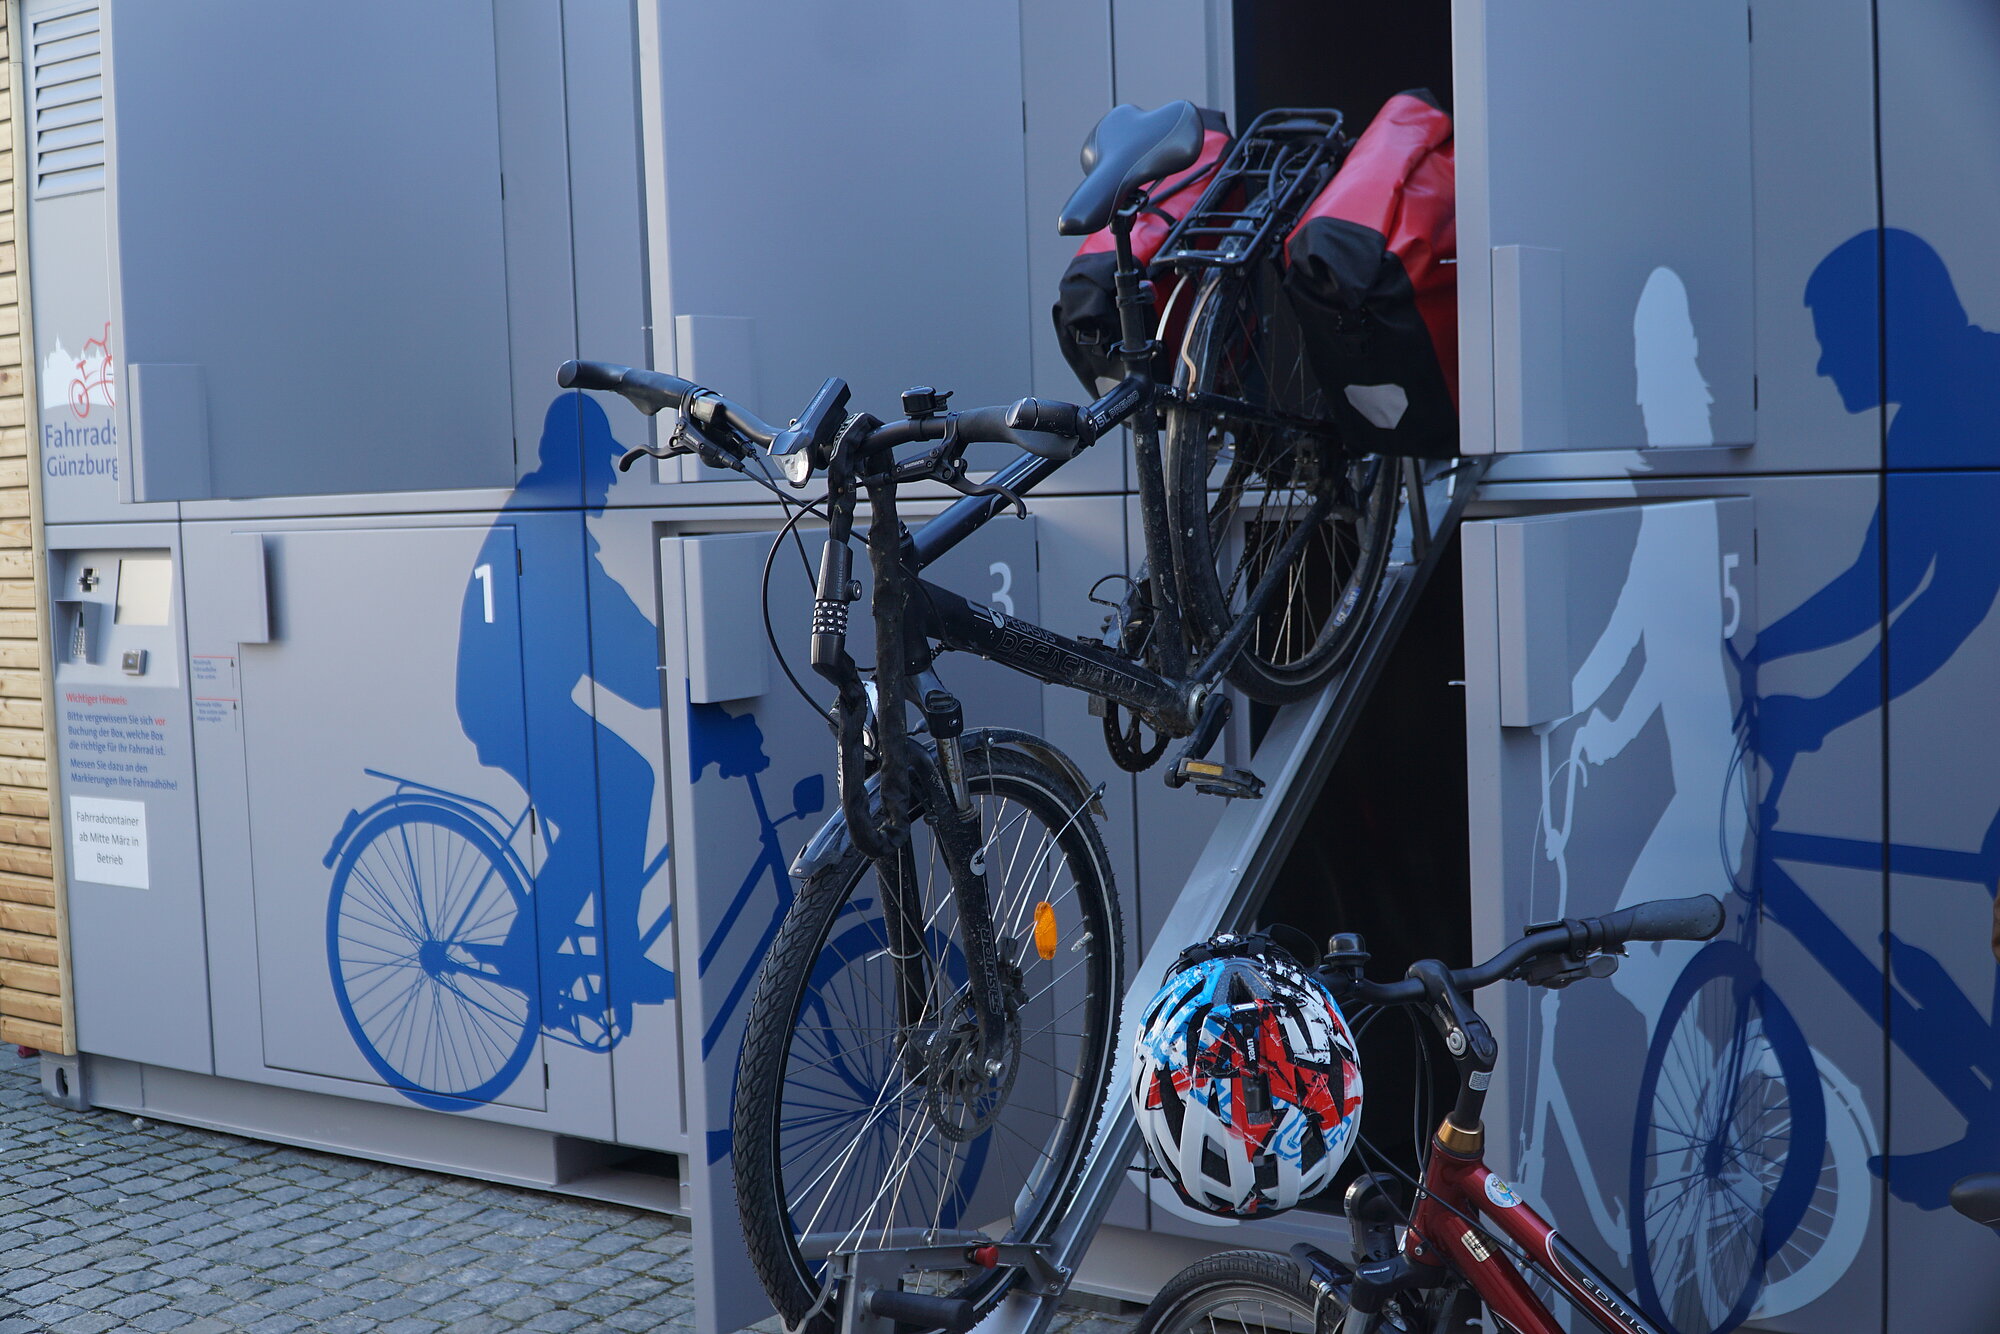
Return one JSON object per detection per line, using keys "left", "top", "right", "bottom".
{"left": 1461, "top": 500, "right": 1825, "bottom": 1332}
{"left": 1456, "top": 2, "right": 1754, "bottom": 454}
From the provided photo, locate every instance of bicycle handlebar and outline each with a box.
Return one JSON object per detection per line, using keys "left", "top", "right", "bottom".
{"left": 560, "top": 358, "right": 1087, "bottom": 471}
{"left": 558, "top": 359, "right": 782, "bottom": 448}
{"left": 1329, "top": 894, "right": 1724, "bottom": 1006}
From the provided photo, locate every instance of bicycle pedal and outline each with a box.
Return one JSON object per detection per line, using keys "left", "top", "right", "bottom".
{"left": 1168, "top": 758, "right": 1265, "bottom": 799}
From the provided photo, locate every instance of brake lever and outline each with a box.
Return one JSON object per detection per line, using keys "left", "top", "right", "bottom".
{"left": 1520, "top": 949, "right": 1622, "bottom": 990}
{"left": 620, "top": 429, "right": 749, "bottom": 476}
{"left": 941, "top": 471, "right": 1027, "bottom": 519}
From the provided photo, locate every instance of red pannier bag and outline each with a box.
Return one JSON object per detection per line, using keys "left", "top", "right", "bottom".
{"left": 1052, "top": 107, "right": 1233, "bottom": 393}
{"left": 1283, "top": 90, "right": 1458, "bottom": 458}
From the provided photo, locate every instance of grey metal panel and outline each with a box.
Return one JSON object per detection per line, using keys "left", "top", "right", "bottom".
{"left": 493, "top": 0, "right": 579, "bottom": 481}
{"left": 1484, "top": 0, "right": 1881, "bottom": 481}
{"left": 213, "top": 531, "right": 269, "bottom": 645}
{"left": 1108, "top": 0, "right": 1230, "bottom": 116}
{"left": 1490, "top": 512, "right": 1572, "bottom": 727}
{"left": 1458, "top": 0, "right": 1754, "bottom": 454}
{"left": 102, "top": 1, "right": 515, "bottom": 499}
{"left": 122, "top": 363, "right": 206, "bottom": 502}
{"left": 48, "top": 525, "right": 211, "bottom": 1074}
{"left": 1020, "top": 2, "right": 1111, "bottom": 395}
{"left": 637, "top": 0, "right": 1033, "bottom": 463}
{"left": 561, "top": 0, "right": 657, "bottom": 488}
{"left": 682, "top": 531, "right": 773, "bottom": 705}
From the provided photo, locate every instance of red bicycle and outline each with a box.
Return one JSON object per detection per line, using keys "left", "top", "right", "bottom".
{"left": 1136, "top": 894, "right": 1726, "bottom": 1334}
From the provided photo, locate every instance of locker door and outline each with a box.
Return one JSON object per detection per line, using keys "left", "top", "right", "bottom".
{"left": 663, "top": 516, "right": 1044, "bottom": 1334}
{"left": 1458, "top": 3, "right": 1755, "bottom": 453}
{"left": 239, "top": 525, "right": 548, "bottom": 1113}
{"left": 1463, "top": 500, "right": 1769, "bottom": 1325}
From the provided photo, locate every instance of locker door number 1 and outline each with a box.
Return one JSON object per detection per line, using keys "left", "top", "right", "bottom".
{"left": 474, "top": 564, "right": 496, "bottom": 623}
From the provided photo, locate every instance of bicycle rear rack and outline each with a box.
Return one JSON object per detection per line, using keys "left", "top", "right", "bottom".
{"left": 1156, "top": 107, "right": 1347, "bottom": 269}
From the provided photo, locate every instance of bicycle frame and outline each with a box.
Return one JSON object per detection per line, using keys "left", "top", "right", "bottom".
{"left": 1399, "top": 1140, "right": 1666, "bottom": 1334}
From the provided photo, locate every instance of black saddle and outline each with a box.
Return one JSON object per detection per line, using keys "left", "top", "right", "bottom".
{"left": 1951, "top": 1173, "right": 2000, "bottom": 1228}
{"left": 1058, "top": 100, "right": 1205, "bottom": 236}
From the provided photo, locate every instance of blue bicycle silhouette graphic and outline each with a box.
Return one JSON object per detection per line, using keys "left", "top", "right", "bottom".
{"left": 320, "top": 749, "right": 827, "bottom": 1113}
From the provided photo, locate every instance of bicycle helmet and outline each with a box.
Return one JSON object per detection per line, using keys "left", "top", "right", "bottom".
{"left": 1131, "top": 930, "right": 1363, "bottom": 1217}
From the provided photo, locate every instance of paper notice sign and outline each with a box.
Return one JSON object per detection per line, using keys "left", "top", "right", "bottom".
{"left": 69, "top": 795, "right": 150, "bottom": 888}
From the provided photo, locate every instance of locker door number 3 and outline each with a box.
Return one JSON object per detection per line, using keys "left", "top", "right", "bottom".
{"left": 989, "top": 562, "right": 1015, "bottom": 618}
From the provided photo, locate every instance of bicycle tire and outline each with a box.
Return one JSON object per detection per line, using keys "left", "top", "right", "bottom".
{"left": 1136, "top": 1250, "right": 1337, "bottom": 1334}
{"left": 326, "top": 802, "right": 540, "bottom": 1110}
{"left": 1628, "top": 940, "right": 1825, "bottom": 1334}
{"left": 732, "top": 743, "right": 1123, "bottom": 1334}
{"left": 1165, "top": 261, "right": 1400, "bottom": 704}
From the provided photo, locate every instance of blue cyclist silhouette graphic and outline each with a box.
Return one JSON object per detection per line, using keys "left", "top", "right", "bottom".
{"left": 456, "top": 393, "right": 673, "bottom": 1044}
{"left": 325, "top": 393, "right": 827, "bottom": 1111}
{"left": 1759, "top": 229, "right": 2000, "bottom": 794}
{"left": 1741, "top": 227, "right": 2000, "bottom": 1215}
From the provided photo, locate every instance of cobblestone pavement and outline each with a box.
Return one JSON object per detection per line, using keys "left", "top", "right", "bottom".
{"left": 0, "top": 1049, "right": 1137, "bottom": 1334}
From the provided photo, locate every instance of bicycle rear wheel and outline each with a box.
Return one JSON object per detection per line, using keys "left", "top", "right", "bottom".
{"left": 326, "top": 803, "right": 539, "bottom": 1110}
{"left": 732, "top": 743, "right": 1122, "bottom": 1334}
{"left": 1166, "top": 261, "right": 1400, "bottom": 704}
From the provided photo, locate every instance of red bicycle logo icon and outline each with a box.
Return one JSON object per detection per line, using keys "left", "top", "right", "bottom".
{"left": 68, "top": 322, "right": 113, "bottom": 419}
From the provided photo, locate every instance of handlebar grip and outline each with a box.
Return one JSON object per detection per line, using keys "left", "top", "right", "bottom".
{"left": 556, "top": 359, "right": 696, "bottom": 416}
{"left": 1595, "top": 894, "right": 1724, "bottom": 947}
{"left": 865, "top": 1288, "right": 975, "bottom": 1333}
{"left": 1008, "top": 396, "right": 1085, "bottom": 438}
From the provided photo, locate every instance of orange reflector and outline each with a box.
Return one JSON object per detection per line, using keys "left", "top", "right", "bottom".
{"left": 1034, "top": 901, "right": 1058, "bottom": 960}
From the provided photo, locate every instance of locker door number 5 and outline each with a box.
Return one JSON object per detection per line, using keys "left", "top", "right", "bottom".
{"left": 989, "top": 562, "right": 1015, "bottom": 618}
{"left": 1720, "top": 552, "right": 1741, "bottom": 639}
{"left": 474, "top": 564, "right": 496, "bottom": 624}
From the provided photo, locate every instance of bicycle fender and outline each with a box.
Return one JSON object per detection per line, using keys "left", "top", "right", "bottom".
{"left": 963, "top": 728, "right": 1106, "bottom": 818}
{"left": 322, "top": 808, "right": 365, "bottom": 869}
{"left": 789, "top": 731, "right": 1103, "bottom": 881}
{"left": 790, "top": 773, "right": 884, "bottom": 881}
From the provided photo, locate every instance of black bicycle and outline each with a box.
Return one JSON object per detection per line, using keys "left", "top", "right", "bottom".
{"left": 561, "top": 99, "right": 1405, "bottom": 1334}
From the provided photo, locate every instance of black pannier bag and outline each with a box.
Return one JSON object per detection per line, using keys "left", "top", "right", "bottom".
{"left": 1282, "top": 90, "right": 1458, "bottom": 458}
{"left": 1052, "top": 107, "right": 1233, "bottom": 392}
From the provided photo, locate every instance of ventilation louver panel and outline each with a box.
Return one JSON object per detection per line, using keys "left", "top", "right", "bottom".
{"left": 31, "top": 6, "right": 104, "bottom": 198}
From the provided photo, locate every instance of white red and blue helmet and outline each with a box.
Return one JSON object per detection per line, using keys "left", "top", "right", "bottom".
{"left": 1131, "top": 931, "right": 1363, "bottom": 1218}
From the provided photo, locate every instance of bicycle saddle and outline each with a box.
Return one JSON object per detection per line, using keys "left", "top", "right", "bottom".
{"left": 1951, "top": 1173, "right": 2000, "bottom": 1227}
{"left": 1058, "top": 100, "right": 1205, "bottom": 236}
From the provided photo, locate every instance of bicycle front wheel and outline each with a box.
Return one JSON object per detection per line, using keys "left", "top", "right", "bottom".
{"left": 1137, "top": 1250, "right": 1336, "bottom": 1334}
{"left": 1166, "top": 262, "right": 1400, "bottom": 704}
{"left": 732, "top": 743, "right": 1122, "bottom": 1334}
{"left": 1629, "top": 941, "right": 1824, "bottom": 1334}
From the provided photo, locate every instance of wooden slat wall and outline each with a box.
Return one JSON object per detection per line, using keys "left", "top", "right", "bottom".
{"left": 0, "top": 4, "right": 70, "bottom": 1056}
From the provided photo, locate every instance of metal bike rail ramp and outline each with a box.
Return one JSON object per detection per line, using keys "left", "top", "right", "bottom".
{"left": 870, "top": 455, "right": 1486, "bottom": 1334}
